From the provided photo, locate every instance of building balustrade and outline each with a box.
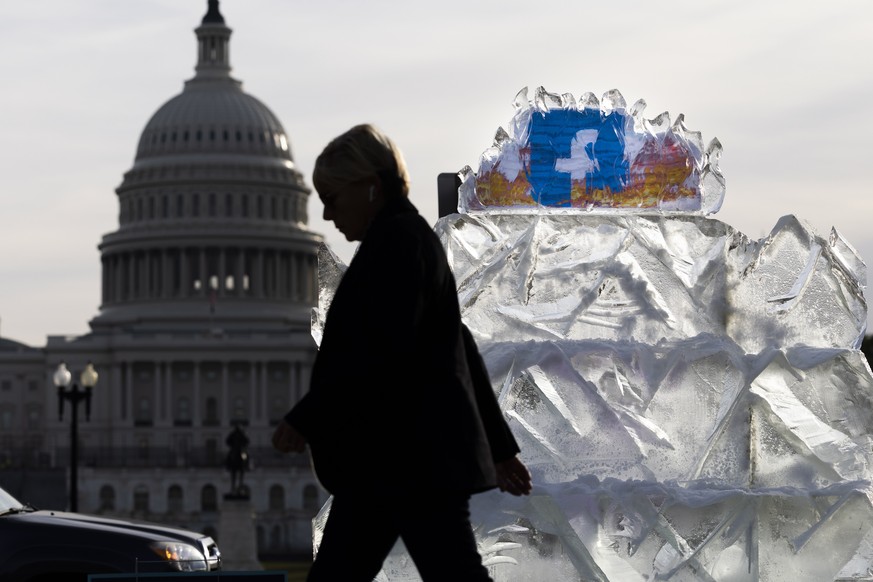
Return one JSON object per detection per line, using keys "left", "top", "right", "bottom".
{"left": 2, "top": 446, "right": 309, "bottom": 470}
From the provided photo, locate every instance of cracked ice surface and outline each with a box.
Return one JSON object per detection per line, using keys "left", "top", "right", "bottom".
{"left": 312, "top": 210, "right": 872, "bottom": 581}
{"left": 309, "top": 89, "right": 871, "bottom": 580}
{"left": 440, "top": 213, "right": 871, "bottom": 581}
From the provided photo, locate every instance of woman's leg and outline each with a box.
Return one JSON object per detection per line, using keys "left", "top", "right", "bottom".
{"left": 398, "top": 493, "right": 493, "bottom": 582}
{"left": 307, "top": 495, "right": 400, "bottom": 582}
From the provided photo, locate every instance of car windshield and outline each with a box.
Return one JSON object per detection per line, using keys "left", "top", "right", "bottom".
{"left": 0, "top": 486, "right": 24, "bottom": 513}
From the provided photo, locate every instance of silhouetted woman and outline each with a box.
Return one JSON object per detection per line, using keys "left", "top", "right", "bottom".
{"left": 272, "top": 124, "right": 531, "bottom": 582}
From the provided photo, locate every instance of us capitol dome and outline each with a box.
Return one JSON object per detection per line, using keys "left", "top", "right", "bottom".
{"left": 93, "top": 0, "right": 321, "bottom": 332}
{"left": 0, "top": 0, "right": 326, "bottom": 559}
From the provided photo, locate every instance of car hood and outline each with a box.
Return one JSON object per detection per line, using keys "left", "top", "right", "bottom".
{"left": 22, "top": 510, "right": 206, "bottom": 542}
{"left": 1, "top": 509, "right": 221, "bottom": 572}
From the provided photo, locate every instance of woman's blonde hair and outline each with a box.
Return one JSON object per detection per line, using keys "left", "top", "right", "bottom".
{"left": 313, "top": 124, "right": 410, "bottom": 198}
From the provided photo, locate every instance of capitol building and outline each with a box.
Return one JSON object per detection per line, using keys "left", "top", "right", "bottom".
{"left": 0, "top": 0, "right": 324, "bottom": 556}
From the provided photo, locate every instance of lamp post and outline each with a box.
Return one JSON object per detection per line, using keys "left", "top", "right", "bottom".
{"left": 53, "top": 361, "right": 98, "bottom": 512}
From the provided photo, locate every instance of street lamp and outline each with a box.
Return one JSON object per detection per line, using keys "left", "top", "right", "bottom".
{"left": 53, "top": 361, "right": 98, "bottom": 512}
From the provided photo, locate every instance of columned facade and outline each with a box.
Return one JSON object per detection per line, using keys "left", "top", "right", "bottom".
{"left": 99, "top": 246, "right": 316, "bottom": 305}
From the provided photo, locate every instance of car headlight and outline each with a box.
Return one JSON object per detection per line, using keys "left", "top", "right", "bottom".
{"left": 149, "top": 541, "right": 208, "bottom": 571}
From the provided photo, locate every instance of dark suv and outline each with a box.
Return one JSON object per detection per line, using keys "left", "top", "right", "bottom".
{"left": 0, "top": 485, "right": 221, "bottom": 581}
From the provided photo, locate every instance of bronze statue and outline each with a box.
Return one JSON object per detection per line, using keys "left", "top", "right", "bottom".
{"left": 224, "top": 423, "right": 250, "bottom": 498}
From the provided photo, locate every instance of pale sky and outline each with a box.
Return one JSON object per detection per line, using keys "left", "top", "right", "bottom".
{"left": 1, "top": 0, "right": 871, "bottom": 347}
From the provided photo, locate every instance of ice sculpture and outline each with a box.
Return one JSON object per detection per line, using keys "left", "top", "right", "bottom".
{"left": 459, "top": 87, "right": 725, "bottom": 214}
{"left": 311, "top": 88, "right": 872, "bottom": 581}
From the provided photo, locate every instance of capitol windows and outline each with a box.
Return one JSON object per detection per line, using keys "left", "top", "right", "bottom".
{"left": 208, "top": 193, "right": 216, "bottom": 217}
{"left": 162, "top": 195, "right": 169, "bottom": 218}
{"left": 148, "top": 197, "right": 155, "bottom": 220}
{"left": 279, "top": 134, "right": 288, "bottom": 152}
{"left": 176, "top": 194, "right": 184, "bottom": 217}
{"left": 235, "top": 130, "right": 242, "bottom": 142}
{"left": 135, "top": 397, "right": 153, "bottom": 427}
{"left": 271, "top": 196, "right": 278, "bottom": 219}
{"left": 242, "top": 197, "right": 249, "bottom": 218}
{"left": 223, "top": 130, "right": 229, "bottom": 142}
{"left": 225, "top": 194, "right": 233, "bottom": 217}
{"left": 137, "top": 198, "right": 143, "bottom": 221}
{"left": 174, "top": 397, "right": 191, "bottom": 427}
{"left": 192, "top": 194, "right": 200, "bottom": 217}
{"left": 283, "top": 198, "right": 289, "bottom": 221}
{"left": 196, "top": 129, "right": 202, "bottom": 142}
{"left": 257, "top": 196, "right": 264, "bottom": 218}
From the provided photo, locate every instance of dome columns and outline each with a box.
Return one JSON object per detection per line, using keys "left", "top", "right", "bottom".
{"left": 100, "top": 246, "right": 316, "bottom": 307}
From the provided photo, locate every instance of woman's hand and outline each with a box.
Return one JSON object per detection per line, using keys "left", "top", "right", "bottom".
{"left": 495, "top": 456, "right": 532, "bottom": 496}
{"left": 272, "top": 420, "right": 307, "bottom": 453}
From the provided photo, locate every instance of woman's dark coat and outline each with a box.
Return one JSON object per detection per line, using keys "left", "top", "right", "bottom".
{"left": 285, "top": 196, "right": 519, "bottom": 495}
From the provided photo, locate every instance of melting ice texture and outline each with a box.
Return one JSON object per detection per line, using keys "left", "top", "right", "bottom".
{"left": 458, "top": 87, "right": 726, "bottom": 215}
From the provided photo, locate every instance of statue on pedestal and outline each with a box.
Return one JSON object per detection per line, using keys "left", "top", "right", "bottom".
{"left": 224, "top": 423, "right": 250, "bottom": 499}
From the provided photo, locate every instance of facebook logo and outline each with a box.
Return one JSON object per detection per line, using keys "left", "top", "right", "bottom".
{"left": 527, "top": 109, "right": 629, "bottom": 207}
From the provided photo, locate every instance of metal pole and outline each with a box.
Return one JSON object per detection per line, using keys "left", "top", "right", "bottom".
{"left": 69, "top": 385, "right": 79, "bottom": 513}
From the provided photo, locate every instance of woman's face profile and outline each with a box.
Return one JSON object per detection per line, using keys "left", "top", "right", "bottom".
{"left": 319, "top": 178, "right": 381, "bottom": 242}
